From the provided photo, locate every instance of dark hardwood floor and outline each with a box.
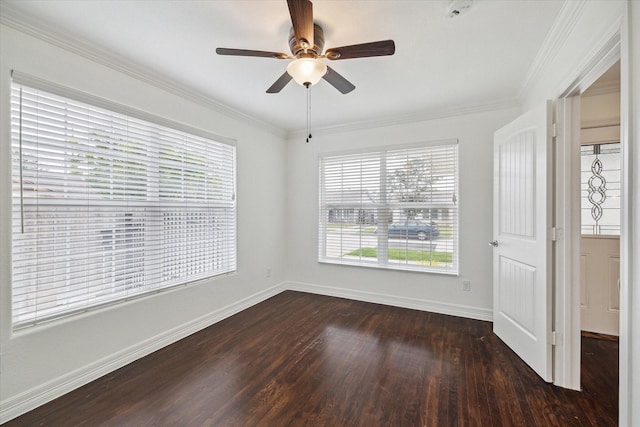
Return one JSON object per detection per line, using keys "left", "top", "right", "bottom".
{"left": 3, "top": 291, "right": 618, "bottom": 426}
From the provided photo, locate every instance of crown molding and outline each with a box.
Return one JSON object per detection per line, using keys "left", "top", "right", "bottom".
{"left": 0, "top": 3, "right": 287, "bottom": 139}
{"left": 287, "top": 97, "right": 521, "bottom": 140}
{"left": 517, "top": 0, "right": 588, "bottom": 99}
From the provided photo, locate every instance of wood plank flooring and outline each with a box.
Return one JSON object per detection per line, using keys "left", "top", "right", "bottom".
{"left": 3, "top": 291, "right": 618, "bottom": 426}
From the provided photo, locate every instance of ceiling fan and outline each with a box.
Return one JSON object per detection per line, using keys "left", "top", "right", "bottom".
{"left": 216, "top": 0, "right": 396, "bottom": 94}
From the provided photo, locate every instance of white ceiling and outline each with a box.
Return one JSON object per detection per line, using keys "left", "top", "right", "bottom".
{"left": 1, "top": 0, "right": 566, "bottom": 135}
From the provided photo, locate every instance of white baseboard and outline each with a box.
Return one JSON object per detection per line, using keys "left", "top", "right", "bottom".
{"left": 0, "top": 282, "right": 286, "bottom": 424}
{"left": 284, "top": 281, "right": 493, "bottom": 322}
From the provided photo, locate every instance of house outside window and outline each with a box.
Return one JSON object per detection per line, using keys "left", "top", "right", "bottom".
{"left": 319, "top": 140, "right": 458, "bottom": 274}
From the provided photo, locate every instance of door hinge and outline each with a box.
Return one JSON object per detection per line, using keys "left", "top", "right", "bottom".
{"left": 551, "top": 227, "right": 557, "bottom": 242}
{"left": 552, "top": 122, "right": 557, "bottom": 138}
{"left": 550, "top": 331, "right": 562, "bottom": 346}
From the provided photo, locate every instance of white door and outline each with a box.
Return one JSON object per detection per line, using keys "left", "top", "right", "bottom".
{"left": 581, "top": 236, "right": 620, "bottom": 335}
{"left": 492, "top": 101, "right": 553, "bottom": 382}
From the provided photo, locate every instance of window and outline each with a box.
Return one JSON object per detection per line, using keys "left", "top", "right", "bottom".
{"left": 10, "top": 73, "right": 236, "bottom": 329}
{"left": 319, "top": 140, "right": 458, "bottom": 274}
{"left": 580, "top": 142, "right": 620, "bottom": 235}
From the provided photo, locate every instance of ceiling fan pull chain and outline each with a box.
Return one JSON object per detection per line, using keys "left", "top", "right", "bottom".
{"left": 306, "top": 83, "right": 312, "bottom": 143}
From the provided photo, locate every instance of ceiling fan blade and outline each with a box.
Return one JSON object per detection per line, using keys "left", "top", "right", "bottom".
{"left": 287, "top": 0, "right": 314, "bottom": 49}
{"left": 325, "top": 40, "right": 396, "bottom": 60}
{"left": 323, "top": 66, "right": 355, "bottom": 94}
{"left": 266, "top": 72, "right": 293, "bottom": 93}
{"left": 216, "top": 48, "right": 289, "bottom": 59}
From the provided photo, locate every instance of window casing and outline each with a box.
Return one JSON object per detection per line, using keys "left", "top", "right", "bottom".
{"left": 10, "top": 74, "right": 236, "bottom": 330}
{"left": 319, "top": 140, "right": 458, "bottom": 274}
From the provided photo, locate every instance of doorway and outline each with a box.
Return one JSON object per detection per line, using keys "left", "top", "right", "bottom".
{"left": 551, "top": 31, "right": 625, "bottom": 393}
{"left": 578, "top": 61, "right": 621, "bottom": 338}
{"left": 576, "top": 62, "right": 620, "bottom": 413}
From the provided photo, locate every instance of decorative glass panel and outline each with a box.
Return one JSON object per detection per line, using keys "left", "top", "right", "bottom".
{"left": 580, "top": 142, "right": 620, "bottom": 235}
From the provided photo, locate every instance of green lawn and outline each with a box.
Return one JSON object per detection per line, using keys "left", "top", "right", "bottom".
{"left": 347, "top": 247, "right": 453, "bottom": 263}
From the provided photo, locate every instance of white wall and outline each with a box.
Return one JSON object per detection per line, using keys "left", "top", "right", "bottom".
{"left": 581, "top": 91, "right": 620, "bottom": 127}
{"left": 285, "top": 107, "right": 519, "bottom": 319}
{"left": 0, "top": 24, "right": 288, "bottom": 422}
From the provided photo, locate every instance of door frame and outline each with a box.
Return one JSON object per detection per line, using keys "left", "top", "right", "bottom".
{"left": 553, "top": 12, "right": 630, "bottom": 422}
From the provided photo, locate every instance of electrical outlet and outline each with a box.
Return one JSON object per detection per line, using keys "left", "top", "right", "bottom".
{"left": 462, "top": 280, "right": 471, "bottom": 292}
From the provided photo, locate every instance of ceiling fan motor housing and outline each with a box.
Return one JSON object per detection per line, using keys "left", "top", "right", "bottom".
{"left": 289, "top": 23, "right": 325, "bottom": 56}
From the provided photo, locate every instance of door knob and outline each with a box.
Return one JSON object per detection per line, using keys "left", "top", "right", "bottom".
{"left": 489, "top": 240, "right": 499, "bottom": 247}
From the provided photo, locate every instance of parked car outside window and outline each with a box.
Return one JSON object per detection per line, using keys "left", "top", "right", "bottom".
{"left": 387, "top": 220, "right": 440, "bottom": 240}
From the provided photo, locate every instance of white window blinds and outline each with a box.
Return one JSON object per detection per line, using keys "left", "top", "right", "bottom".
{"left": 319, "top": 141, "right": 458, "bottom": 274}
{"left": 10, "top": 75, "right": 237, "bottom": 329}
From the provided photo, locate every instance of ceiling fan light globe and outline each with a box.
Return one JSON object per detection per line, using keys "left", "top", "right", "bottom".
{"left": 287, "top": 58, "right": 327, "bottom": 87}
